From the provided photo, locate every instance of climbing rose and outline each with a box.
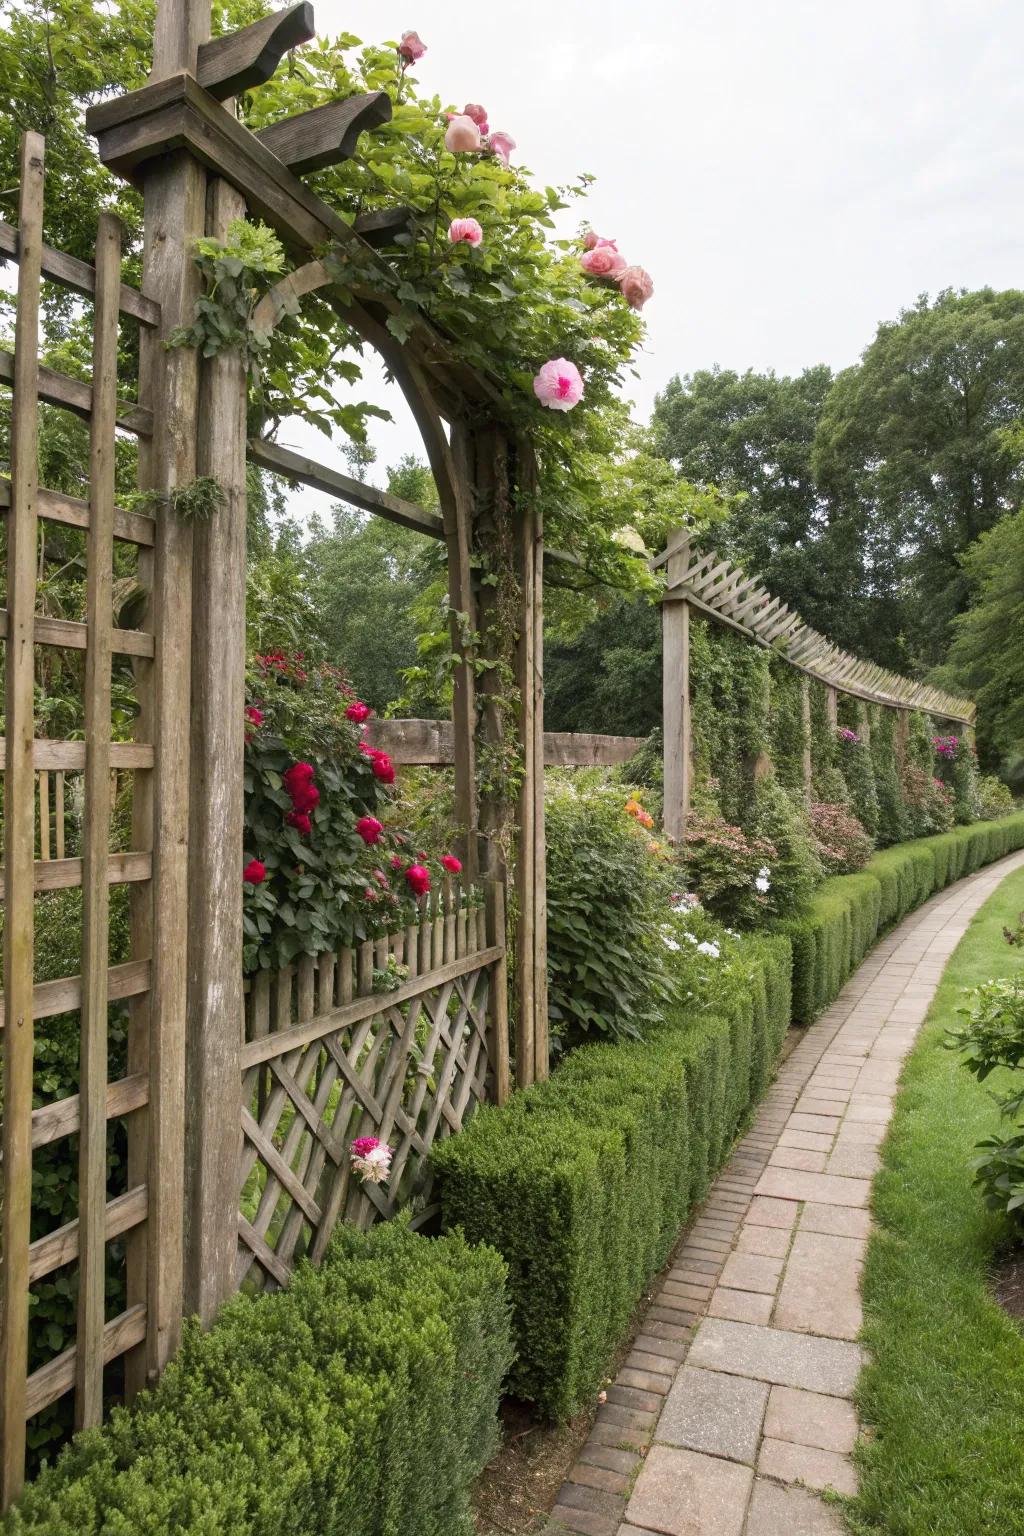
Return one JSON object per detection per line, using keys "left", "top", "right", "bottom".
{"left": 283, "top": 762, "right": 315, "bottom": 796}
{"left": 286, "top": 810, "right": 312, "bottom": 837}
{"left": 289, "top": 781, "right": 320, "bottom": 814}
{"left": 583, "top": 230, "right": 618, "bottom": 250}
{"left": 405, "top": 863, "right": 431, "bottom": 897}
{"left": 369, "top": 750, "right": 396, "bottom": 785}
{"left": 445, "top": 114, "right": 481, "bottom": 152}
{"left": 441, "top": 854, "right": 462, "bottom": 874}
{"left": 244, "top": 705, "right": 264, "bottom": 727}
{"left": 356, "top": 816, "right": 384, "bottom": 845}
{"left": 350, "top": 1136, "right": 393, "bottom": 1184}
{"left": 487, "top": 130, "right": 515, "bottom": 166}
{"left": 617, "top": 265, "right": 654, "bottom": 309}
{"left": 391, "top": 854, "right": 403, "bottom": 870}
{"left": 398, "top": 29, "right": 426, "bottom": 61}
{"left": 345, "top": 700, "right": 371, "bottom": 723}
{"left": 448, "top": 217, "right": 484, "bottom": 246}
{"left": 533, "top": 358, "right": 584, "bottom": 412}
{"left": 462, "top": 102, "right": 488, "bottom": 128}
{"left": 581, "top": 245, "right": 626, "bottom": 277}
{"left": 243, "top": 859, "right": 266, "bottom": 885}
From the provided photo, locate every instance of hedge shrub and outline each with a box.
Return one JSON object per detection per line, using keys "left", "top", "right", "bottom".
{"left": 4, "top": 1223, "right": 511, "bottom": 1536}
{"left": 783, "top": 813, "right": 1024, "bottom": 1024}
{"left": 432, "top": 934, "right": 792, "bottom": 1420}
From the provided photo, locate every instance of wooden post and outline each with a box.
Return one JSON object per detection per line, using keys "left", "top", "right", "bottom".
{"left": 858, "top": 700, "right": 872, "bottom": 746}
{"left": 75, "top": 212, "right": 120, "bottom": 1431}
{"left": 662, "top": 551, "right": 692, "bottom": 841}
{"left": 514, "top": 451, "right": 548, "bottom": 1086}
{"left": 800, "top": 676, "right": 813, "bottom": 804}
{"left": 895, "top": 708, "right": 910, "bottom": 771}
{"left": 485, "top": 881, "right": 510, "bottom": 1105}
{"left": 1, "top": 129, "right": 43, "bottom": 1511}
{"left": 128, "top": 0, "right": 210, "bottom": 1382}
{"left": 183, "top": 177, "right": 248, "bottom": 1322}
{"left": 826, "top": 685, "right": 838, "bottom": 731}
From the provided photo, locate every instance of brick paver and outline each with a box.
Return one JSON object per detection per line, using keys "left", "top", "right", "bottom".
{"left": 543, "top": 850, "right": 1024, "bottom": 1536}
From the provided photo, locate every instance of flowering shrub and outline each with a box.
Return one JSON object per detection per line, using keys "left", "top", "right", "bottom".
{"left": 242, "top": 653, "right": 459, "bottom": 971}
{"left": 750, "top": 777, "right": 823, "bottom": 914}
{"left": 837, "top": 726, "right": 861, "bottom": 745}
{"left": 837, "top": 727, "right": 880, "bottom": 839}
{"left": 679, "top": 812, "right": 778, "bottom": 926}
{"left": 349, "top": 1136, "right": 394, "bottom": 1184}
{"left": 901, "top": 762, "right": 956, "bottom": 836}
{"left": 809, "top": 802, "right": 873, "bottom": 874}
{"left": 933, "top": 732, "right": 983, "bottom": 824}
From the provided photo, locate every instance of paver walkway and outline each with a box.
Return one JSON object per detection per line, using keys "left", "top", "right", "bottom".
{"left": 546, "top": 850, "right": 1024, "bottom": 1536}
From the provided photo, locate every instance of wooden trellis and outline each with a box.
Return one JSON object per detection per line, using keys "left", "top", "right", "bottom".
{"left": 657, "top": 531, "right": 975, "bottom": 835}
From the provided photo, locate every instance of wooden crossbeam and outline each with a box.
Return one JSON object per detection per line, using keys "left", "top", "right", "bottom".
{"left": 248, "top": 436, "right": 446, "bottom": 538}
{"left": 0, "top": 352, "right": 152, "bottom": 436}
{"left": 256, "top": 93, "right": 392, "bottom": 175}
{"left": 196, "top": 3, "right": 315, "bottom": 99}
{"left": 353, "top": 207, "right": 417, "bottom": 247}
{"left": 0, "top": 611, "right": 154, "bottom": 658}
{"left": 0, "top": 478, "right": 156, "bottom": 545}
{"left": 0, "top": 220, "right": 160, "bottom": 328}
{"left": 0, "top": 958, "right": 150, "bottom": 1029}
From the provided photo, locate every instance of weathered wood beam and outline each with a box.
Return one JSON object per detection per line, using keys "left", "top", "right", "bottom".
{"left": 247, "top": 436, "right": 445, "bottom": 538}
{"left": 0, "top": 220, "right": 160, "bottom": 327}
{"left": 196, "top": 3, "right": 315, "bottom": 100}
{"left": 353, "top": 207, "right": 417, "bottom": 247}
{"left": 0, "top": 352, "right": 152, "bottom": 436}
{"left": 256, "top": 93, "right": 391, "bottom": 175}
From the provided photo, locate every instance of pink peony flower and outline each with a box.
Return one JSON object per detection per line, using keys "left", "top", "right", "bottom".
{"left": 581, "top": 245, "right": 626, "bottom": 277}
{"left": 398, "top": 30, "right": 426, "bottom": 62}
{"left": 345, "top": 700, "right": 371, "bottom": 723}
{"left": 445, "top": 114, "right": 481, "bottom": 153}
{"left": 617, "top": 265, "right": 654, "bottom": 310}
{"left": 405, "top": 863, "right": 431, "bottom": 897}
{"left": 462, "top": 102, "right": 488, "bottom": 127}
{"left": 243, "top": 858, "right": 266, "bottom": 886}
{"left": 356, "top": 816, "right": 384, "bottom": 845}
{"left": 487, "top": 130, "right": 515, "bottom": 167}
{"left": 448, "top": 217, "right": 484, "bottom": 247}
{"left": 533, "top": 358, "right": 584, "bottom": 412}
{"left": 441, "top": 853, "right": 462, "bottom": 874}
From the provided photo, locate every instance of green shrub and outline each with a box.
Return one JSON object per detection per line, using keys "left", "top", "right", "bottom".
{"left": 871, "top": 710, "right": 909, "bottom": 846}
{"left": 545, "top": 777, "right": 671, "bottom": 1053}
{"left": 783, "top": 814, "right": 1024, "bottom": 1024}
{"left": 808, "top": 801, "right": 872, "bottom": 874}
{"left": 838, "top": 728, "right": 880, "bottom": 839}
{"left": 433, "top": 935, "right": 792, "bottom": 1420}
{"left": 901, "top": 763, "right": 955, "bottom": 836}
{"left": 750, "top": 776, "right": 822, "bottom": 913}
{"left": 978, "top": 774, "right": 1015, "bottom": 819}
{"left": 4, "top": 1222, "right": 511, "bottom": 1536}
{"left": 678, "top": 811, "right": 777, "bottom": 926}
{"left": 946, "top": 975, "right": 1024, "bottom": 1224}
{"left": 933, "top": 733, "right": 982, "bottom": 824}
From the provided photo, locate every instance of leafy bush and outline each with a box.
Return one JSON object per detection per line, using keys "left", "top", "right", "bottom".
{"left": 947, "top": 976, "right": 1024, "bottom": 1223}
{"left": 901, "top": 763, "right": 955, "bottom": 836}
{"left": 678, "top": 811, "right": 777, "bottom": 926}
{"left": 782, "top": 814, "right": 1024, "bottom": 1023}
{"left": 4, "top": 1222, "right": 511, "bottom": 1536}
{"left": 933, "top": 734, "right": 982, "bottom": 824}
{"left": 871, "top": 709, "right": 909, "bottom": 846}
{"left": 545, "top": 777, "right": 670, "bottom": 1053}
{"left": 809, "top": 801, "right": 873, "bottom": 874}
{"left": 978, "top": 774, "right": 1015, "bottom": 820}
{"left": 433, "top": 933, "right": 792, "bottom": 1419}
{"left": 838, "top": 728, "right": 880, "bottom": 839}
{"left": 749, "top": 777, "right": 823, "bottom": 914}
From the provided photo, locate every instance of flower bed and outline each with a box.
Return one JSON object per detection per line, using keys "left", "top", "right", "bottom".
{"left": 3, "top": 1224, "right": 511, "bottom": 1536}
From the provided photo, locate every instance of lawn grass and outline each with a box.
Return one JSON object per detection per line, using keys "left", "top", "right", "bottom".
{"left": 849, "top": 861, "right": 1024, "bottom": 1536}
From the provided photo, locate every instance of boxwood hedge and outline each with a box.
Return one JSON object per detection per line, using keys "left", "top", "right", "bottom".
{"left": 3, "top": 1223, "right": 511, "bottom": 1536}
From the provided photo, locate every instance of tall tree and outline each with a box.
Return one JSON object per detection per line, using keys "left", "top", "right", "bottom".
{"left": 813, "top": 288, "right": 1024, "bottom": 666}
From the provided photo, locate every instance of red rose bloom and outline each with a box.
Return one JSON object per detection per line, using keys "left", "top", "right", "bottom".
{"left": 283, "top": 762, "right": 315, "bottom": 798}
{"left": 356, "top": 815, "right": 384, "bottom": 845}
{"left": 346, "top": 701, "right": 371, "bottom": 723}
{"left": 441, "top": 854, "right": 462, "bottom": 875}
{"left": 288, "top": 782, "right": 320, "bottom": 814}
{"left": 370, "top": 751, "right": 395, "bottom": 785}
{"left": 286, "top": 810, "right": 312, "bottom": 836}
{"left": 390, "top": 855, "right": 403, "bottom": 870}
{"left": 245, "top": 705, "right": 264, "bottom": 727}
{"left": 243, "top": 859, "right": 266, "bottom": 885}
{"left": 405, "top": 863, "right": 431, "bottom": 897}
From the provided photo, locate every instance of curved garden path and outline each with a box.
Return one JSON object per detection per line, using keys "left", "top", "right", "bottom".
{"left": 546, "top": 849, "right": 1024, "bottom": 1536}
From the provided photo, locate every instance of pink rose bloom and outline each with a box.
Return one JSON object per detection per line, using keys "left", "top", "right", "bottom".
{"left": 445, "top": 115, "right": 481, "bottom": 153}
{"left": 398, "top": 30, "right": 426, "bottom": 61}
{"left": 580, "top": 246, "right": 626, "bottom": 277}
{"left": 583, "top": 230, "right": 618, "bottom": 251}
{"left": 618, "top": 265, "right": 654, "bottom": 309}
{"left": 356, "top": 815, "right": 383, "bottom": 845}
{"left": 487, "top": 130, "right": 515, "bottom": 167}
{"left": 448, "top": 217, "right": 483, "bottom": 247}
{"left": 441, "top": 853, "right": 462, "bottom": 874}
{"left": 345, "top": 700, "right": 371, "bottom": 723}
{"left": 463, "top": 103, "right": 488, "bottom": 127}
{"left": 405, "top": 863, "right": 431, "bottom": 897}
{"left": 533, "top": 358, "right": 584, "bottom": 412}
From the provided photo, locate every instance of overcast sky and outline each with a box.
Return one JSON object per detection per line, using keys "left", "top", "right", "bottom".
{"left": 281, "top": 0, "right": 1024, "bottom": 506}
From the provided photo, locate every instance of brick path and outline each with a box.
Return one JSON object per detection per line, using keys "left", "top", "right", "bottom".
{"left": 544, "top": 850, "right": 1024, "bottom": 1536}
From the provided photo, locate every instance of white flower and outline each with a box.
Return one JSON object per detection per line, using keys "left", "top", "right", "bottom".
{"left": 758, "top": 866, "right": 771, "bottom": 879}
{"left": 671, "top": 893, "right": 701, "bottom": 914}
{"left": 697, "top": 940, "right": 721, "bottom": 959}
{"left": 662, "top": 935, "right": 681, "bottom": 952}
{"left": 754, "top": 874, "right": 770, "bottom": 894}
{"left": 683, "top": 931, "right": 699, "bottom": 945}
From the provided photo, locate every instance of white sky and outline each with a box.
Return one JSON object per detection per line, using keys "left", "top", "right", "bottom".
{"left": 278, "top": 0, "right": 1024, "bottom": 511}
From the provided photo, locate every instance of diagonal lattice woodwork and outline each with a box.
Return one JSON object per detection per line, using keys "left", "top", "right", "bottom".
{"left": 238, "top": 917, "right": 499, "bottom": 1292}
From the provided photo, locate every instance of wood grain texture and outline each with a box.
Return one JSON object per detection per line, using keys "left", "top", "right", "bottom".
{"left": 0, "top": 220, "right": 159, "bottom": 327}
{"left": 256, "top": 92, "right": 391, "bottom": 174}
{"left": 1, "top": 129, "right": 43, "bottom": 1509}
{"left": 196, "top": 3, "right": 314, "bottom": 98}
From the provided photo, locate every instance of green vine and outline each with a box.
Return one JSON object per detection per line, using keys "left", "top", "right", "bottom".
{"left": 169, "top": 218, "right": 287, "bottom": 369}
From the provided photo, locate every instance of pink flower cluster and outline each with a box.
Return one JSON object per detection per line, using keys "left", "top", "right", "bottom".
{"left": 444, "top": 101, "right": 516, "bottom": 167}
{"left": 349, "top": 1136, "right": 394, "bottom": 1184}
{"left": 932, "top": 735, "right": 961, "bottom": 758}
{"left": 837, "top": 727, "right": 861, "bottom": 745}
{"left": 579, "top": 230, "right": 654, "bottom": 310}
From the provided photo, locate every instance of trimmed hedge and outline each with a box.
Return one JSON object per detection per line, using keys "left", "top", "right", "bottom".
{"left": 432, "top": 934, "right": 792, "bottom": 1420}
{"left": 782, "top": 812, "right": 1024, "bottom": 1024}
{"left": 4, "top": 1222, "right": 511, "bottom": 1536}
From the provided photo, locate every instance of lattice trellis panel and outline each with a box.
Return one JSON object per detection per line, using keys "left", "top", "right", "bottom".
{"left": 238, "top": 909, "right": 503, "bottom": 1291}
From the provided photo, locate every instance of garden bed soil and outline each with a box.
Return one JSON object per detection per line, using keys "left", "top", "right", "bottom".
{"left": 991, "top": 1247, "right": 1024, "bottom": 1321}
